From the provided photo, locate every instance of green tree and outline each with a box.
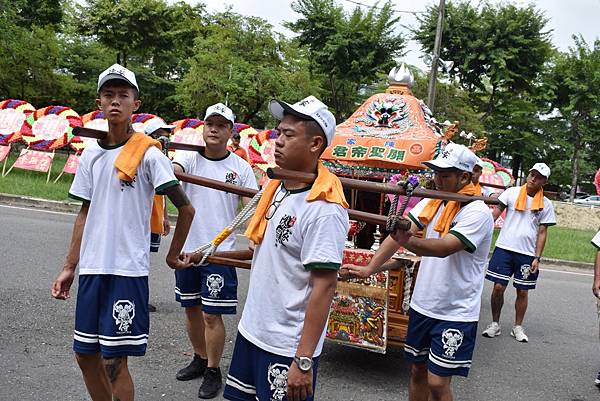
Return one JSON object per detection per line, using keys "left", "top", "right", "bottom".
{"left": 414, "top": 1, "right": 553, "bottom": 176}
{"left": 547, "top": 36, "right": 600, "bottom": 200}
{"left": 286, "top": 0, "right": 406, "bottom": 120}
{"left": 177, "top": 12, "right": 321, "bottom": 127}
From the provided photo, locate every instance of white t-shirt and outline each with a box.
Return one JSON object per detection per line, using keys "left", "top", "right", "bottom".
{"left": 173, "top": 150, "right": 258, "bottom": 252}
{"left": 407, "top": 198, "right": 494, "bottom": 322}
{"left": 69, "top": 139, "right": 178, "bottom": 277}
{"left": 495, "top": 187, "right": 556, "bottom": 256}
{"left": 592, "top": 230, "right": 600, "bottom": 249}
{"left": 238, "top": 185, "right": 349, "bottom": 357}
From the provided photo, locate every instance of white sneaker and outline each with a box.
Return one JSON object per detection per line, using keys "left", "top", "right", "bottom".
{"left": 481, "top": 322, "right": 501, "bottom": 338}
{"left": 511, "top": 325, "right": 529, "bottom": 342}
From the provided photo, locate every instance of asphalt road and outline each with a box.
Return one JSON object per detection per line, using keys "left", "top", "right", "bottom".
{"left": 1, "top": 204, "right": 599, "bottom": 401}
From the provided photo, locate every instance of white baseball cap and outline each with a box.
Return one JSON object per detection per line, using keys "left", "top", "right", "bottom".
{"left": 204, "top": 103, "right": 235, "bottom": 125}
{"left": 144, "top": 118, "right": 175, "bottom": 136}
{"left": 97, "top": 64, "right": 139, "bottom": 92}
{"left": 269, "top": 95, "right": 336, "bottom": 145}
{"left": 422, "top": 143, "right": 479, "bottom": 173}
{"left": 530, "top": 162, "right": 551, "bottom": 178}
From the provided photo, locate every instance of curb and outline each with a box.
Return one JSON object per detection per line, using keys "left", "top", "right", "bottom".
{"left": 0, "top": 192, "right": 595, "bottom": 270}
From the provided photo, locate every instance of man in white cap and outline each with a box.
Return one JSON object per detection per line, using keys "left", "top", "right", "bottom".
{"left": 342, "top": 143, "right": 494, "bottom": 401}
{"left": 172, "top": 103, "right": 258, "bottom": 399}
{"left": 223, "top": 96, "right": 349, "bottom": 401}
{"left": 482, "top": 162, "right": 556, "bottom": 342}
{"left": 51, "top": 63, "right": 195, "bottom": 401}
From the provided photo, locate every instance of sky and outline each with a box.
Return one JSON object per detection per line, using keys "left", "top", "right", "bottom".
{"left": 190, "top": 0, "right": 600, "bottom": 71}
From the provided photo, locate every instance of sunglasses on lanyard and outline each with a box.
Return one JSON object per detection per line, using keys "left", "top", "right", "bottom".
{"left": 265, "top": 186, "right": 290, "bottom": 220}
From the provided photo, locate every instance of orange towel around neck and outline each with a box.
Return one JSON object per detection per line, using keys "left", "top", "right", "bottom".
{"left": 473, "top": 182, "right": 482, "bottom": 196}
{"left": 114, "top": 133, "right": 161, "bottom": 182}
{"left": 418, "top": 182, "right": 477, "bottom": 236}
{"left": 514, "top": 185, "right": 544, "bottom": 212}
{"left": 113, "top": 132, "right": 165, "bottom": 233}
{"left": 245, "top": 162, "right": 348, "bottom": 245}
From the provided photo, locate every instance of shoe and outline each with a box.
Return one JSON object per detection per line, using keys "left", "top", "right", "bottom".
{"left": 148, "top": 303, "right": 157, "bottom": 313}
{"left": 198, "top": 367, "right": 222, "bottom": 399}
{"left": 510, "top": 325, "right": 529, "bottom": 342}
{"left": 482, "top": 322, "right": 501, "bottom": 338}
{"left": 595, "top": 371, "right": 600, "bottom": 387}
{"left": 176, "top": 354, "right": 207, "bottom": 381}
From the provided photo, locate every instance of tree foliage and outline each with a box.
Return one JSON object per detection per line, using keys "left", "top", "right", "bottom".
{"left": 287, "top": 0, "right": 406, "bottom": 120}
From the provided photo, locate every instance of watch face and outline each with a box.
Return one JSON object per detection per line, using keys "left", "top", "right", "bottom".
{"left": 298, "top": 357, "right": 311, "bottom": 371}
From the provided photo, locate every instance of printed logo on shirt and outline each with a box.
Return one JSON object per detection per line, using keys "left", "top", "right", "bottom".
{"left": 441, "top": 328, "right": 463, "bottom": 358}
{"left": 275, "top": 214, "right": 296, "bottom": 247}
{"left": 113, "top": 300, "right": 135, "bottom": 334}
{"left": 267, "top": 363, "right": 289, "bottom": 401}
{"left": 225, "top": 171, "right": 238, "bottom": 185}
{"left": 120, "top": 175, "right": 136, "bottom": 191}
{"left": 206, "top": 274, "right": 224, "bottom": 297}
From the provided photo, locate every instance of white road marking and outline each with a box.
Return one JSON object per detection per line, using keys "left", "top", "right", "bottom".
{"left": 540, "top": 268, "right": 593, "bottom": 277}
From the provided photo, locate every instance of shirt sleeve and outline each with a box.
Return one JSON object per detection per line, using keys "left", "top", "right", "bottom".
{"left": 497, "top": 187, "right": 512, "bottom": 207}
{"left": 407, "top": 198, "right": 430, "bottom": 230}
{"left": 172, "top": 150, "right": 194, "bottom": 173}
{"left": 301, "top": 208, "right": 349, "bottom": 270}
{"left": 448, "top": 203, "right": 493, "bottom": 253}
{"left": 68, "top": 150, "right": 92, "bottom": 202}
{"left": 539, "top": 199, "right": 557, "bottom": 226}
{"left": 592, "top": 230, "right": 600, "bottom": 249}
{"left": 144, "top": 147, "right": 178, "bottom": 193}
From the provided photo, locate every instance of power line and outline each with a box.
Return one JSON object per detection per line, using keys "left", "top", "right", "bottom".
{"left": 339, "top": 0, "right": 425, "bottom": 15}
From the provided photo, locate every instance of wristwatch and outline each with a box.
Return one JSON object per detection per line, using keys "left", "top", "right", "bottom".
{"left": 534, "top": 256, "right": 541, "bottom": 262}
{"left": 293, "top": 356, "right": 313, "bottom": 373}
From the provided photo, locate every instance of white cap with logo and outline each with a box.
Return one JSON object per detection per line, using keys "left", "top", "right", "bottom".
{"left": 143, "top": 118, "right": 175, "bottom": 136}
{"left": 529, "top": 162, "right": 551, "bottom": 178}
{"left": 422, "top": 142, "right": 479, "bottom": 173}
{"left": 268, "top": 95, "right": 337, "bottom": 145}
{"left": 97, "top": 64, "right": 139, "bottom": 92}
{"left": 204, "top": 103, "right": 235, "bottom": 125}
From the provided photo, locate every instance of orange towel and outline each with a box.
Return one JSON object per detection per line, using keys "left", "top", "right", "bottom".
{"left": 473, "top": 182, "right": 482, "bottom": 196}
{"left": 514, "top": 185, "right": 544, "bottom": 212}
{"left": 245, "top": 162, "right": 348, "bottom": 244}
{"left": 418, "top": 183, "right": 477, "bottom": 236}
{"left": 113, "top": 133, "right": 165, "bottom": 233}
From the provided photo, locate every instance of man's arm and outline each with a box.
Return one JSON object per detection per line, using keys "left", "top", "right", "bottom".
{"left": 163, "top": 184, "right": 195, "bottom": 269}
{"left": 341, "top": 220, "right": 419, "bottom": 279}
{"left": 531, "top": 224, "right": 549, "bottom": 273}
{"left": 51, "top": 202, "right": 89, "bottom": 300}
{"left": 391, "top": 229, "right": 467, "bottom": 258}
{"left": 593, "top": 250, "right": 600, "bottom": 299}
{"left": 287, "top": 269, "right": 337, "bottom": 401}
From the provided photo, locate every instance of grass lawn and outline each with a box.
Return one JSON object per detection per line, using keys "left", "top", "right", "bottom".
{"left": 0, "top": 152, "right": 596, "bottom": 263}
{"left": 0, "top": 151, "right": 74, "bottom": 201}
{"left": 491, "top": 226, "right": 596, "bottom": 263}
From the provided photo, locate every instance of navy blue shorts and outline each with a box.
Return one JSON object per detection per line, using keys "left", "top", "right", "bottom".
{"left": 223, "top": 333, "right": 320, "bottom": 401}
{"left": 174, "top": 263, "right": 237, "bottom": 314}
{"left": 486, "top": 247, "right": 538, "bottom": 290}
{"left": 73, "top": 275, "right": 149, "bottom": 357}
{"left": 404, "top": 308, "right": 477, "bottom": 377}
{"left": 150, "top": 233, "right": 161, "bottom": 253}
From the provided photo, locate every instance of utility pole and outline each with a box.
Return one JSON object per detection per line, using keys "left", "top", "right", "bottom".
{"left": 225, "top": 64, "right": 233, "bottom": 107}
{"left": 427, "top": 0, "right": 446, "bottom": 112}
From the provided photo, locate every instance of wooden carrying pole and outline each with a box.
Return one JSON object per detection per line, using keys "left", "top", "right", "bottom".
{"left": 267, "top": 167, "right": 501, "bottom": 205}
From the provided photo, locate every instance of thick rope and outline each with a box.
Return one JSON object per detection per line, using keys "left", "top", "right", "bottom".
{"left": 194, "top": 189, "right": 264, "bottom": 265}
{"left": 386, "top": 176, "right": 420, "bottom": 232}
{"left": 402, "top": 262, "right": 415, "bottom": 313}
